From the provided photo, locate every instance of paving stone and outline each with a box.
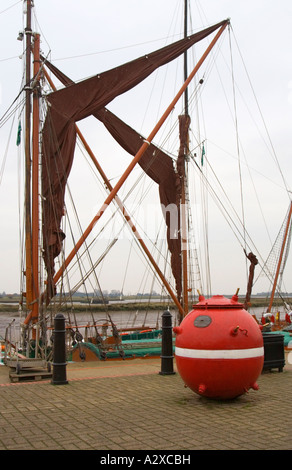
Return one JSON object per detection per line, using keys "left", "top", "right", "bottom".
{"left": 0, "top": 358, "right": 291, "bottom": 450}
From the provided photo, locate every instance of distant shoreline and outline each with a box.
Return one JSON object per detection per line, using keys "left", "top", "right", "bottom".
{"left": 0, "top": 296, "right": 291, "bottom": 313}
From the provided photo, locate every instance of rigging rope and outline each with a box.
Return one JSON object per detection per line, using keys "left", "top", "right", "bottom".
{"left": 39, "top": 14, "right": 288, "bottom": 312}
{"left": 230, "top": 26, "right": 291, "bottom": 201}
{"left": 228, "top": 27, "right": 247, "bottom": 252}
{"left": 0, "top": 111, "right": 17, "bottom": 186}
{"left": 189, "top": 153, "right": 266, "bottom": 269}
{"left": 0, "top": 0, "right": 22, "bottom": 15}
{"left": 254, "top": 205, "right": 292, "bottom": 290}
{"left": 184, "top": 22, "right": 290, "bottom": 298}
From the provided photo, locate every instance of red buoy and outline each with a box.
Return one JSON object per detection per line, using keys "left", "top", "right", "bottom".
{"left": 174, "top": 294, "right": 264, "bottom": 399}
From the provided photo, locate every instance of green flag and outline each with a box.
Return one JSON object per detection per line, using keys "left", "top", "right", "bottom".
{"left": 16, "top": 121, "right": 22, "bottom": 146}
{"left": 201, "top": 144, "right": 205, "bottom": 166}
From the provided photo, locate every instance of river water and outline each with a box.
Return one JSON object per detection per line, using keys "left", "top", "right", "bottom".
{"left": 0, "top": 309, "right": 166, "bottom": 340}
{"left": 0, "top": 305, "right": 287, "bottom": 340}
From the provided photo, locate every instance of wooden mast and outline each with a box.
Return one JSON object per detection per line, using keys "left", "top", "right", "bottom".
{"left": 23, "top": 0, "right": 41, "bottom": 342}
{"left": 183, "top": 0, "right": 189, "bottom": 116}
{"left": 24, "top": 0, "right": 33, "bottom": 315}
{"left": 181, "top": 0, "right": 190, "bottom": 316}
{"left": 267, "top": 201, "right": 292, "bottom": 313}
{"left": 31, "top": 32, "right": 41, "bottom": 339}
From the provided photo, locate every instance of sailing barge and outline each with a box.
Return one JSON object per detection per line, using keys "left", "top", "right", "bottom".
{"left": 2, "top": 0, "right": 231, "bottom": 365}
{"left": 1, "top": 1, "right": 291, "bottom": 367}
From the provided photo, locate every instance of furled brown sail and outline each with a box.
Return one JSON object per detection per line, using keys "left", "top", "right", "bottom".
{"left": 41, "top": 20, "right": 228, "bottom": 301}
{"left": 42, "top": 59, "right": 182, "bottom": 302}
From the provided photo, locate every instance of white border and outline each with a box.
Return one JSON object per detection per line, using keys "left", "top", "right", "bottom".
{"left": 175, "top": 346, "right": 264, "bottom": 360}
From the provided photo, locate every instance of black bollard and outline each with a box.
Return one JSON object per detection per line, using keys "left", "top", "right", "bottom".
{"left": 159, "top": 310, "right": 175, "bottom": 375}
{"left": 51, "top": 313, "right": 68, "bottom": 385}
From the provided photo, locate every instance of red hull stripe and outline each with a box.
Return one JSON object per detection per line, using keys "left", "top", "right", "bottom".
{"left": 175, "top": 346, "right": 264, "bottom": 359}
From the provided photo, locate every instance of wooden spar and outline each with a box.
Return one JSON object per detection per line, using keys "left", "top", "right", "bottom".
{"left": 53, "top": 20, "right": 229, "bottom": 301}
{"left": 78, "top": 134, "right": 186, "bottom": 316}
{"left": 24, "top": 0, "right": 33, "bottom": 309}
{"left": 31, "top": 33, "right": 41, "bottom": 337}
{"left": 267, "top": 201, "right": 292, "bottom": 313}
{"left": 43, "top": 69, "right": 186, "bottom": 317}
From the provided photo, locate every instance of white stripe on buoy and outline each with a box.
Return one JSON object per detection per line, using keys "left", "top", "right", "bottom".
{"left": 175, "top": 346, "right": 264, "bottom": 360}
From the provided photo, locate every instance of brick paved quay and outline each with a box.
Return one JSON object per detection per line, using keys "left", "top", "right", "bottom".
{"left": 0, "top": 356, "right": 291, "bottom": 451}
